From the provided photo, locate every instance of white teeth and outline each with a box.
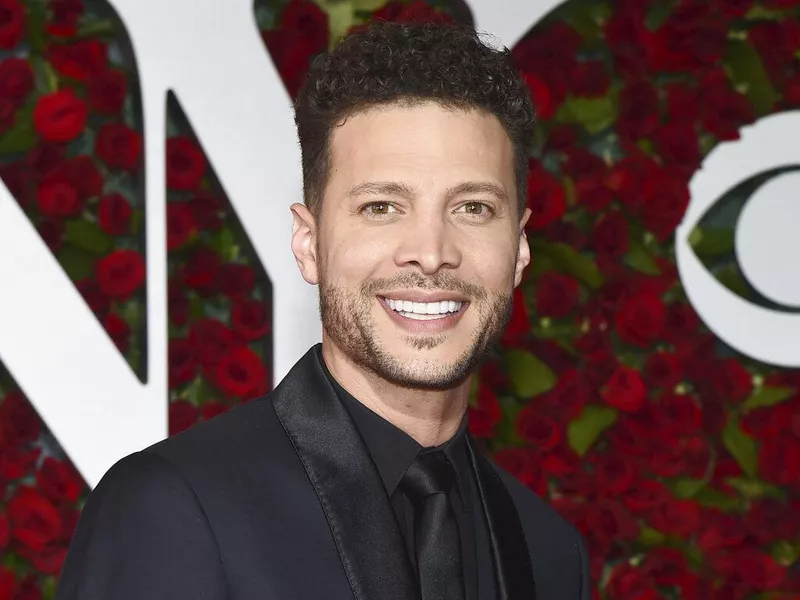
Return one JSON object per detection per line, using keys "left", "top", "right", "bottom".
{"left": 384, "top": 297, "right": 463, "bottom": 316}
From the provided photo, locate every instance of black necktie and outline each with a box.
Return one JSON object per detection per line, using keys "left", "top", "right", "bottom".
{"left": 400, "top": 450, "right": 466, "bottom": 600}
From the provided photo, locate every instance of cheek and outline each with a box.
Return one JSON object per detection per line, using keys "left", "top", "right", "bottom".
{"left": 325, "top": 231, "right": 393, "bottom": 283}
{"left": 462, "top": 237, "right": 519, "bottom": 290}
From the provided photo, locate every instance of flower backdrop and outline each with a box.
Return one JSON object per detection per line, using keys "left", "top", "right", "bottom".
{"left": 0, "top": 0, "right": 799, "bottom": 598}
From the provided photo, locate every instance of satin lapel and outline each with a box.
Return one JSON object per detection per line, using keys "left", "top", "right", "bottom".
{"left": 271, "top": 346, "right": 419, "bottom": 600}
{"left": 466, "top": 436, "right": 537, "bottom": 600}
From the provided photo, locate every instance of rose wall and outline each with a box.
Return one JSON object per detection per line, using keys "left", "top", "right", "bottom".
{"left": 0, "top": 0, "right": 799, "bottom": 598}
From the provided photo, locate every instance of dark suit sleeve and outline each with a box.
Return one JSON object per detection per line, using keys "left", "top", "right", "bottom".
{"left": 56, "top": 451, "right": 227, "bottom": 600}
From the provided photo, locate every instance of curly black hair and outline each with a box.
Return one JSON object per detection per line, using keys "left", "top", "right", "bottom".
{"left": 294, "top": 21, "right": 536, "bottom": 218}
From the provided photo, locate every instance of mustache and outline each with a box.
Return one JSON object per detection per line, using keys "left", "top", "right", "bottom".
{"left": 362, "top": 271, "right": 487, "bottom": 301}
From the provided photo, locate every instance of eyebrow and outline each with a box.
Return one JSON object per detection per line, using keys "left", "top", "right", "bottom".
{"left": 346, "top": 180, "right": 510, "bottom": 204}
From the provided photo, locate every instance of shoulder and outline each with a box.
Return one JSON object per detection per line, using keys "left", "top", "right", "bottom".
{"left": 491, "top": 462, "right": 590, "bottom": 600}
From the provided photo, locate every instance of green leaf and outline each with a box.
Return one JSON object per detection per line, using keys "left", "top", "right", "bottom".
{"left": 770, "top": 540, "right": 800, "bottom": 567}
{"left": 64, "top": 220, "right": 113, "bottom": 254}
{"left": 26, "top": 1, "right": 46, "bottom": 54}
{"left": 670, "top": 477, "right": 706, "bottom": 499}
{"left": 555, "top": 95, "right": 617, "bottom": 135}
{"left": 693, "top": 486, "right": 741, "bottom": 512}
{"left": 558, "top": 1, "right": 611, "bottom": 41}
{"left": 639, "top": 526, "right": 666, "bottom": 546}
{"left": 531, "top": 240, "right": 604, "bottom": 289}
{"left": 743, "top": 386, "right": 795, "bottom": 411}
{"left": 715, "top": 263, "right": 750, "bottom": 298}
{"left": 624, "top": 240, "right": 660, "bottom": 275}
{"left": 567, "top": 404, "right": 618, "bottom": 456}
{"left": 725, "top": 40, "right": 780, "bottom": 114}
{"left": 722, "top": 417, "right": 758, "bottom": 477}
{"left": 645, "top": 0, "right": 677, "bottom": 30}
{"left": 691, "top": 227, "right": 735, "bottom": 258}
{"left": 0, "top": 102, "right": 36, "bottom": 154}
{"left": 504, "top": 349, "right": 557, "bottom": 399}
{"left": 352, "top": 0, "right": 385, "bottom": 10}
{"left": 315, "top": 0, "right": 354, "bottom": 46}
{"left": 209, "top": 227, "right": 236, "bottom": 261}
{"left": 725, "top": 477, "right": 785, "bottom": 500}
{"left": 58, "top": 244, "right": 96, "bottom": 281}
{"left": 41, "top": 576, "right": 57, "bottom": 600}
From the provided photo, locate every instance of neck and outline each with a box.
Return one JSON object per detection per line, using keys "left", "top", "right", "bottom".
{"left": 321, "top": 341, "right": 471, "bottom": 448}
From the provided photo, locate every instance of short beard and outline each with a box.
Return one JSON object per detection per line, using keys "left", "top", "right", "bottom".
{"left": 318, "top": 268, "right": 512, "bottom": 390}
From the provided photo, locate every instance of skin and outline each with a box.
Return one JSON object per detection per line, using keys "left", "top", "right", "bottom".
{"left": 291, "top": 101, "right": 531, "bottom": 447}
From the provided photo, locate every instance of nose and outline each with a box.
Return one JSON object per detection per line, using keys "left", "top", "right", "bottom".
{"left": 393, "top": 211, "right": 462, "bottom": 275}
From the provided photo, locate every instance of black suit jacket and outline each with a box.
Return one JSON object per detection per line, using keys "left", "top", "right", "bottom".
{"left": 56, "top": 346, "right": 590, "bottom": 600}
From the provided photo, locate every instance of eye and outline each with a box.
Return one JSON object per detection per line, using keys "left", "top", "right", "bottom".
{"left": 359, "top": 201, "right": 398, "bottom": 218}
{"left": 676, "top": 112, "right": 800, "bottom": 367}
{"left": 455, "top": 201, "right": 494, "bottom": 218}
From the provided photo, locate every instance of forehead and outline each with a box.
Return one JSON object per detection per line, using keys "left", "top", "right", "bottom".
{"left": 327, "top": 102, "right": 515, "bottom": 189}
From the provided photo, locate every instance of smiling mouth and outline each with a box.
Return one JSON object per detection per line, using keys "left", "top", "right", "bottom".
{"left": 379, "top": 296, "right": 468, "bottom": 321}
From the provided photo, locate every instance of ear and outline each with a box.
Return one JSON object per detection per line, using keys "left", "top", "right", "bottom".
{"left": 290, "top": 203, "right": 319, "bottom": 285}
{"left": 514, "top": 207, "right": 532, "bottom": 288}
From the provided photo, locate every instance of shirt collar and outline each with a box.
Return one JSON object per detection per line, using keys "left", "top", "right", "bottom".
{"left": 320, "top": 357, "right": 470, "bottom": 502}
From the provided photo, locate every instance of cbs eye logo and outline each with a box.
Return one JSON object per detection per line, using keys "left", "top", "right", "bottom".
{"left": 676, "top": 111, "right": 800, "bottom": 368}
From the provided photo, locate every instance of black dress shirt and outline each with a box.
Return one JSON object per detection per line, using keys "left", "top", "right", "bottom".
{"left": 322, "top": 365, "right": 496, "bottom": 600}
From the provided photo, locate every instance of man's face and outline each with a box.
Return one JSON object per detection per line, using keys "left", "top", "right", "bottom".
{"left": 297, "top": 101, "right": 530, "bottom": 389}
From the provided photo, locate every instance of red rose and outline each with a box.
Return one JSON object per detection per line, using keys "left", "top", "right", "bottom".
{"left": 749, "top": 21, "right": 800, "bottom": 80}
{"left": 539, "top": 369, "right": 589, "bottom": 421}
{"left": 602, "top": 366, "right": 646, "bottom": 412}
{"left": 607, "top": 562, "right": 658, "bottom": 600}
{"left": 0, "top": 0, "right": 24, "bottom": 49}
{"left": 591, "top": 211, "right": 628, "bottom": 257}
{"left": 87, "top": 69, "right": 127, "bottom": 114}
{"left": 37, "top": 219, "right": 64, "bottom": 252}
{"left": 644, "top": 352, "right": 683, "bottom": 389}
{"left": 656, "top": 392, "right": 701, "bottom": 439}
{"left": 512, "top": 22, "right": 580, "bottom": 73}
{"left": 526, "top": 165, "right": 565, "bottom": 229}
{"left": 166, "top": 136, "right": 206, "bottom": 190}
{"left": 218, "top": 263, "right": 255, "bottom": 298}
{"left": 0, "top": 510, "right": 8, "bottom": 549}
{"left": 564, "top": 149, "right": 613, "bottom": 212}
{"left": 36, "top": 172, "right": 82, "bottom": 218}
{"left": 467, "top": 384, "right": 501, "bottom": 438}
{"left": 535, "top": 272, "right": 579, "bottom": 318}
{"left": 190, "top": 193, "right": 223, "bottom": 230}
{"left": 648, "top": 3, "right": 727, "bottom": 73}
{"left": 650, "top": 498, "right": 701, "bottom": 538}
{"left": 262, "top": 29, "right": 317, "bottom": 98}
{"left": 585, "top": 499, "right": 639, "bottom": 544}
{"left": 0, "top": 57, "right": 32, "bottom": 105}
{"left": 95, "top": 249, "right": 145, "bottom": 300}
{"left": 0, "top": 391, "right": 42, "bottom": 445}
{"left": 711, "top": 358, "right": 752, "bottom": 403}
{"left": 719, "top": 0, "right": 754, "bottom": 16}
{"left": 104, "top": 312, "right": 130, "bottom": 353}
{"left": 76, "top": 278, "right": 110, "bottom": 316}
{"left": 181, "top": 248, "right": 220, "bottom": 294}
{"left": 665, "top": 83, "right": 699, "bottom": 123}
{"left": 696, "top": 511, "right": 747, "bottom": 555}
{"left": 568, "top": 60, "right": 609, "bottom": 97}
{"left": 47, "top": 39, "right": 107, "bottom": 81}
{"left": 743, "top": 398, "right": 799, "bottom": 440}
{"left": 590, "top": 452, "right": 637, "bottom": 494}
{"left": 201, "top": 400, "right": 230, "bottom": 421}
{"left": 97, "top": 192, "right": 132, "bottom": 235}
{"left": 501, "top": 287, "right": 530, "bottom": 346}
{"left": 516, "top": 405, "right": 561, "bottom": 451}
{"left": 231, "top": 298, "right": 270, "bottom": 341}
{"left": 640, "top": 168, "right": 690, "bottom": 240}
{"left": 168, "top": 338, "right": 197, "bottom": 389}
{"left": 606, "top": 152, "right": 656, "bottom": 213}
{"left": 662, "top": 301, "right": 699, "bottom": 344}
{"left": 8, "top": 487, "right": 62, "bottom": 551}
{"left": 492, "top": 447, "right": 545, "bottom": 495}
{"left": 166, "top": 202, "right": 195, "bottom": 250}
{"left": 712, "top": 550, "right": 785, "bottom": 592}
{"left": 652, "top": 122, "right": 701, "bottom": 169}
{"left": 605, "top": 7, "right": 652, "bottom": 79}
{"left": 31, "top": 546, "right": 67, "bottom": 575}
{"left": 48, "top": 0, "right": 84, "bottom": 36}
{"left": 14, "top": 575, "right": 42, "bottom": 600}
{"left": 95, "top": 122, "right": 142, "bottom": 171}
{"left": 169, "top": 400, "right": 199, "bottom": 436}
{"left": 744, "top": 499, "right": 800, "bottom": 546}
{"left": 615, "top": 290, "right": 665, "bottom": 347}
{"left": 617, "top": 80, "right": 658, "bottom": 141}
{"left": 759, "top": 433, "right": 800, "bottom": 486}
{"left": 52, "top": 155, "right": 103, "bottom": 200}
{"left": 521, "top": 72, "right": 555, "bottom": 121}
{"left": 33, "top": 89, "right": 88, "bottom": 143}
{"left": 0, "top": 445, "right": 41, "bottom": 480}
{"left": 701, "top": 85, "right": 755, "bottom": 141}
{"left": 0, "top": 567, "right": 15, "bottom": 599}
{"left": 215, "top": 346, "right": 268, "bottom": 399}
{"left": 281, "top": 0, "right": 329, "bottom": 46}
{"left": 35, "top": 457, "right": 84, "bottom": 504}
{"left": 621, "top": 478, "right": 670, "bottom": 515}
{"left": 642, "top": 548, "right": 690, "bottom": 588}
{"left": 189, "top": 319, "right": 240, "bottom": 370}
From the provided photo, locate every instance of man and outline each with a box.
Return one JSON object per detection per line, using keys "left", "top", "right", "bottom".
{"left": 56, "top": 22, "right": 590, "bottom": 600}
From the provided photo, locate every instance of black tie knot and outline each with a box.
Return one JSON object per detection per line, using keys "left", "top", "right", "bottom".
{"left": 400, "top": 450, "right": 455, "bottom": 504}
